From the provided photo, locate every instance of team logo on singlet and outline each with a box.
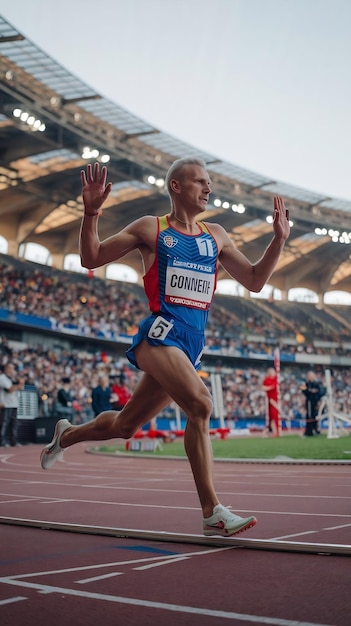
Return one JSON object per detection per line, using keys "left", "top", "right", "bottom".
{"left": 162, "top": 235, "right": 178, "bottom": 248}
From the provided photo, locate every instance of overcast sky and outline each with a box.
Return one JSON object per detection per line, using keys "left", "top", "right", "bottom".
{"left": 3, "top": 0, "right": 351, "bottom": 200}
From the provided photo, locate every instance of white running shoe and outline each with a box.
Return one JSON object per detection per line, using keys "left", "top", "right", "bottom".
{"left": 203, "top": 504, "right": 257, "bottom": 537}
{"left": 40, "top": 419, "right": 71, "bottom": 470}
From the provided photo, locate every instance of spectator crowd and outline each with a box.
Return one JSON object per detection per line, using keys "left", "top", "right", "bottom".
{"left": 1, "top": 260, "right": 351, "bottom": 359}
{"left": 0, "top": 257, "right": 351, "bottom": 428}
{"left": 1, "top": 339, "right": 351, "bottom": 428}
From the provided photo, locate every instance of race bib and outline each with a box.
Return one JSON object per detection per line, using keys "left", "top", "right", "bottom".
{"left": 165, "top": 257, "right": 216, "bottom": 310}
{"left": 148, "top": 316, "right": 174, "bottom": 341}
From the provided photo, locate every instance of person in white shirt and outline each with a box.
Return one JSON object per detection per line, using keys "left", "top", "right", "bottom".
{"left": 0, "top": 363, "right": 25, "bottom": 447}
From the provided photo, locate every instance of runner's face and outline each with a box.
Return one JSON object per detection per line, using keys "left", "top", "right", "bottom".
{"left": 176, "top": 165, "right": 212, "bottom": 211}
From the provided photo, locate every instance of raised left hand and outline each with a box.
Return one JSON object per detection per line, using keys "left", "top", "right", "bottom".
{"left": 273, "top": 196, "right": 290, "bottom": 241}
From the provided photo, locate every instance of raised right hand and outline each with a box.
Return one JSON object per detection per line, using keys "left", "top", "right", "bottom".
{"left": 81, "top": 163, "right": 112, "bottom": 216}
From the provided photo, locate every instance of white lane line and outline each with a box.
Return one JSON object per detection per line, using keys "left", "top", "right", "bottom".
{"left": 134, "top": 556, "right": 190, "bottom": 570}
{"left": 0, "top": 596, "right": 27, "bottom": 605}
{"left": 0, "top": 498, "right": 41, "bottom": 504}
{"left": 322, "top": 523, "right": 351, "bottom": 531}
{"left": 1, "top": 478, "right": 351, "bottom": 499}
{"left": 271, "top": 522, "right": 351, "bottom": 540}
{"left": 271, "top": 530, "right": 320, "bottom": 540}
{"left": 2, "top": 490, "right": 351, "bottom": 516}
{"left": 0, "top": 491, "right": 42, "bottom": 499}
{"left": 41, "top": 500, "right": 72, "bottom": 504}
{"left": 2, "top": 545, "right": 231, "bottom": 579}
{"left": 219, "top": 492, "right": 351, "bottom": 500}
{"left": 249, "top": 509, "right": 351, "bottom": 518}
{"left": 0, "top": 577, "right": 335, "bottom": 626}
{"left": 77, "top": 572, "right": 123, "bottom": 584}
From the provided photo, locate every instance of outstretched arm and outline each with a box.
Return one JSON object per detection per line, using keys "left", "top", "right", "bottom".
{"left": 216, "top": 196, "right": 290, "bottom": 292}
{"left": 79, "top": 163, "right": 149, "bottom": 269}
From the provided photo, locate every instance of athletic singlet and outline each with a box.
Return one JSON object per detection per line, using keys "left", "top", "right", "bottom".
{"left": 143, "top": 215, "right": 218, "bottom": 332}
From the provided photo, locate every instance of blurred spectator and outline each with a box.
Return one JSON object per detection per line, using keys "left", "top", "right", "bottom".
{"left": 92, "top": 375, "right": 113, "bottom": 416}
{"left": 262, "top": 367, "right": 280, "bottom": 436}
{"left": 0, "top": 362, "right": 25, "bottom": 447}
{"left": 300, "top": 371, "right": 324, "bottom": 436}
{"left": 55, "top": 377, "right": 76, "bottom": 423}
{"left": 110, "top": 373, "right": 131, "bottom": 410}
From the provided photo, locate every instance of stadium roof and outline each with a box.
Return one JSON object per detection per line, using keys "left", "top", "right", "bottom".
{"left": 0, "top": 14, "right": 350, "bottom": 295}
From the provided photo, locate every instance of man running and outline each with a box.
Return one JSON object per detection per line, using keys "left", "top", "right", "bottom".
{"left": 41, "top": 158, "right": 290, "bottom": 536}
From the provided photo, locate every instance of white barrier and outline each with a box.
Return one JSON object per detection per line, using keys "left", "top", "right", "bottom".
{"left": 323, "top": 369, "right": 351, "bottom": 439}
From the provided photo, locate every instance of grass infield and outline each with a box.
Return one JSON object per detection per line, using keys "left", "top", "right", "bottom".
{"left": 97, "top": 432, "right": 351, "bottom": 461}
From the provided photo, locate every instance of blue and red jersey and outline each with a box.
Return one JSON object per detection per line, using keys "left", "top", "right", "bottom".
{"left": 143, "top": 215, "right": 219, "bottom": 332}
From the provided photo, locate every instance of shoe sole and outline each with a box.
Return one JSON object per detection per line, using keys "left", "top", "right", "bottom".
{"left": 203, "top": 516, "right": 257, "bottom": 537}
{"left": 40, "top": 419, "right": 69, "bottom": 470}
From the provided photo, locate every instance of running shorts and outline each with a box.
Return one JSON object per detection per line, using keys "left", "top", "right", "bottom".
{"left": 126, "top": 314, "right": 205, "bottom": 371}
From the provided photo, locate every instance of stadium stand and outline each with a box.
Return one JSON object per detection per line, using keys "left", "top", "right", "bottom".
{"left": 0, "top": 15, "right": 350, "bottom": 442}
{"left": 1, "top": 255, "right": 351, "bottom": 443}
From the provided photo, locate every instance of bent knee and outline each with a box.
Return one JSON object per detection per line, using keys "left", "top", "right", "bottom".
{"left": 187, "top": 392, "right": 213, "bottom": 422}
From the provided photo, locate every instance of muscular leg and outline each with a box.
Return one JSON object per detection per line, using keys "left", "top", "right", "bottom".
{"left": 61, "top": 372, "right": 171, "bottom": 448}
{"left": 45, "top": 340, "right": 256, "bottom": 534}
{"left": 61, "top": 340, "right": 218, "bottom": 517}
{"left": 134, "top": 341, "right": 218, "bottom": 518}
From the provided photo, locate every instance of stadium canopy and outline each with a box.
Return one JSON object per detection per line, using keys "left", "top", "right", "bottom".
{"left": 0, "top": 14, "right": 351, "bottom": 296}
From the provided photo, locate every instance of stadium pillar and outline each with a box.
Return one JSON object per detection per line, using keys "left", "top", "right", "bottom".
{"left": 51, "top": 252, "right": 65, "bottom": 269}
{"left": 93, "top": 266, "right": 106, "bottom": 279}
{"left": 7, "top": 239, "right": 18, "bottom": 257}
{"left": 210, "top": 373, "right": 225, "bottom": 429}
{"left": 325, "top": 369, "right": 338, "bottom": 439}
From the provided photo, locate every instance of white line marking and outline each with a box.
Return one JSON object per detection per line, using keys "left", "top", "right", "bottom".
{"left": 0, "top": 498, "right": 40, "bottom": 504}
{"left": 134, "top": 556, "right": 190, "bottom": 570}
{"left": 272, "top": 522, "right": 351, "bottom": 540}
{"left": 3, "top": 546, "right": 231, "bottom": 579}
{"left": 41, "top": 500, "right": 72, "bottom": 504}
{"left": 322, "top": 523, "right": 351, "bottom": 531}
{"left": 0, "top": 596, "right": 27, "bottom": 605}
{"left": 1, "top": 478, "right": 351, "bottom": 499}
{"left": 271, "top": 531, "right": 320, "bottom": 540}
{"left": 250, "top": 509, "right": 351, "bottom": 518}
{"left": 1, "top": 492, "right": 351, "bottom": 519}
{"left": 0, "top": 491, "right": 45, "bottom": 499}
{"left": 0, "top": 577, "right": 334, "bottom": 625}
{"left": 77, "top": 572, "right": 123, "bottom": 584}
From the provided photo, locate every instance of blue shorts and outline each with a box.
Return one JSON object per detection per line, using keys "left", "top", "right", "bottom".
{"left": 126, "top": 314, "right": 205, "bottom": 371}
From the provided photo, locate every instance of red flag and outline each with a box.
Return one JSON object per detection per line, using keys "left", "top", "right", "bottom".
{"left": 274, "top": 346, "right": 282, "bottom": 435}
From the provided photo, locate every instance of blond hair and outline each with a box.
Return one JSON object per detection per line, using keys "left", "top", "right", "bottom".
{"left": 165, "top": 157, "right": 207, "bottom": 197}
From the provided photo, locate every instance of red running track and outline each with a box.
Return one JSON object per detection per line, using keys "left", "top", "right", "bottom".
{"left": 0, "top": 442, "right": 350, "bottom": 626}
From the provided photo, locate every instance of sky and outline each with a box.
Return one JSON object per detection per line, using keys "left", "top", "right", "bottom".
{"left": 2, "top": 0, "right": 351, "bottom": 201}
